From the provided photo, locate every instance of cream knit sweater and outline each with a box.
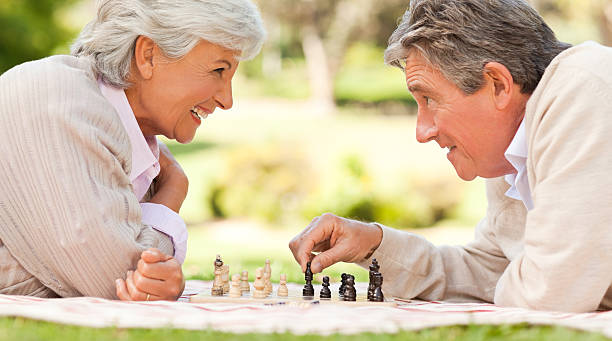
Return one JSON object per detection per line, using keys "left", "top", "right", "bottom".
{"left": 0, "top": 55, "right": 173, "bottom": 299}
{"left": 359, "top": 41, "right": 612, "bottom": 312}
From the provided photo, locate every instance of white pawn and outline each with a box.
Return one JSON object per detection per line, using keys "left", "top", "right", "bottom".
{"left": 264, "top": 259, "right": 272, "bottom": 295}
{"left": 252, "top": 267, "right": 266, "bottom": 299}
{"left": 277, "top": 274, "right": 288, "bottom": 297}
{"left": 240, "top": 270, "right": 250, "bottom": 293}
{"left": 229, "top": 274, "right": 242, "bottom": 298}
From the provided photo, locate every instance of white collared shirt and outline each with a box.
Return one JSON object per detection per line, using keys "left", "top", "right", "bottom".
{"left": 98, "top": 79, "right": 187, "bottom": 263}
{"left": 504, "top": 119, "right": 534, "bottom": 210}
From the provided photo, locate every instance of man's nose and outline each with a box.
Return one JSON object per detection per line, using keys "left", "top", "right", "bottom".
{"left": 415, "top": 111, "right": 438, "bottom": 143}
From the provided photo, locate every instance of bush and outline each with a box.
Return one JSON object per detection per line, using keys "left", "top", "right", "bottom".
{"left": 206, "top": 146, "right": 465, "bottom": 229}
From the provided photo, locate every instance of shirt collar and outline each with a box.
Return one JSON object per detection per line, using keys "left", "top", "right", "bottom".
{"left": 503, "top": 119, "right": 534, "bottom": 210}
{"left": 97, "top": 79, "right": 159, "bottom": 182}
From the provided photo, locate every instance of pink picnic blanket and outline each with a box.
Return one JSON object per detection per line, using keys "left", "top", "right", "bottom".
{"left": 1, "top": 280, "right": 611, "bottom": 336}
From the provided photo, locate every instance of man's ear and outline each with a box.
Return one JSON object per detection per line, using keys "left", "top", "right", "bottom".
{"left": 483, "top": 62, "right": 514, "bottom": 110}
{"left": 132, "top": 36, "right": 156, "bottom": 80}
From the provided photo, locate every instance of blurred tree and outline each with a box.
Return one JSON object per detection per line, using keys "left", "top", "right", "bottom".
{"left": 258, "top": 0, "right": 406, "bottom": 114}
{"left": 0, "top": 0, "right": 78, "bottom": 74}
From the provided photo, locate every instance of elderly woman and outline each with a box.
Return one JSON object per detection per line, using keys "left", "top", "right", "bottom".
{"left": 0, "top": 0, "right": 265, "bottom": 301}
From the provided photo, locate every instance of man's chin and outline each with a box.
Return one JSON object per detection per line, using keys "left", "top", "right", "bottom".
{"left": 454, "top": 167, "right": 477, "bottom": 181}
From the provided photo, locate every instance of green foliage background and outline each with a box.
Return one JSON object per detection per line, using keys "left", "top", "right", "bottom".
{"left": 0, "top": 0, "right": 78, "bottom": 74}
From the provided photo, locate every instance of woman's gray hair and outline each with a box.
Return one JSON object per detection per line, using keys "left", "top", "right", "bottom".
{"left": 385, "top": 0, "right": 571, "bottom": 94}
{"left": 72, "top": 0, "right": 266, "bottom": 88}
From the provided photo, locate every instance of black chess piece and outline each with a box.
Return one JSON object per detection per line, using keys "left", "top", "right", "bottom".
{"left": 339, "top": 273, "right": 347, "bottom": 297}
{"left": 303, "top": 261, "right": 315, "bottom": 296}
{"left": 372, "top": 272, "right": 384, "bottom": 302}
{"left": 343, "top": 275, "right": 356, "bottom": 301}
{"left": 367, "top": 258, "right": 380, "bottom": 301}
{"left": 320, "top": 276, "right": 332, "bottom": 299}
{"left": 215, "top": 254, "right": 223, "bottom": 268}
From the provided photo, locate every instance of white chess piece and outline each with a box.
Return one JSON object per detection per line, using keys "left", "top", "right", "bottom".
{"left": 252, "top": 267, "right": 266, "bottom": 299}
{"left": 263, "top": 259, "right": 272, "bottom": 295}
{"left": 240, "top": 270, "right": 250, "bottom": 293}
{"left": 229, "top": 274, "right": 242, "bottom": 298}
{"left": 277, "top": 274, "right": 288, "bottom": 297}
{"left": 211, "top": 255, "right": 224, "bottom": 296}
{"left": 222, "top": 264, "right": 230, "bottom": 294}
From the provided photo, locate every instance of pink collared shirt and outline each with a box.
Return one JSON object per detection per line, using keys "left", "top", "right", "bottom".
{"left": 98, "top": 79, "right": 187, "bottom": 264}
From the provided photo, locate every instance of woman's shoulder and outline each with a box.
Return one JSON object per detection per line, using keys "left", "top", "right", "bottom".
{"left": 1, "top": 55, "right": 97, "bottom": 90}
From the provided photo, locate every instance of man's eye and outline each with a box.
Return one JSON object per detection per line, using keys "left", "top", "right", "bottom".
{"left": 424, "top": 96, "right": 431, "bottom": 105}
{"left": 214, "top": 68, "right": 225, "bottom": 75}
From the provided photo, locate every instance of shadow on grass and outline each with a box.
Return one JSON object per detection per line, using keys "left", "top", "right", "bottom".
{"left": 166, "top": 141, "right": 217, "bottom": 157}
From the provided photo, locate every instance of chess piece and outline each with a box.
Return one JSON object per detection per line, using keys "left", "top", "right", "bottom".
{"left": 277, "top": 273, "right": 289, "bottom": 297}
{"left": 367, "top": 258, "right": 380, "bottom": 301}
{"left": 372, "top": 272, "right": 384, "bottom": 302}
{"left": 240, "top": 270, "right": 250, "bottom": 293}
{"left": 264, "top": 259, "right": 273, "bottom": 295}
{"left": 302, "top": 261, "right": 315, "bottom": 296}
{"left": 319, "top": 276, "right": 331, "bottom": 299}
{"left": 222, "top": 264, "right": 230, "bottom": 294}
{"left": 343, "top": 275, "right": 356, "bottom": 301}
{"left": 229, "top": 274, "right": 242, "bottom": 298}
{"left": 339, "top": 273, "right": 347, "bottom": 297}
{"left": 211, "top": 255, "right": 224, "bottom": 296}
{"left": 252, "top": 267, "right": 266, "bottom": 298}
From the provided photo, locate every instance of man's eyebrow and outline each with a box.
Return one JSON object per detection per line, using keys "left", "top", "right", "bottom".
{"left": 408, "top": 84, "right": 424, "bottom": 93}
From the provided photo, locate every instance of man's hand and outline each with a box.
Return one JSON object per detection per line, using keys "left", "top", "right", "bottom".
{"left": 149, "top": 143, "right": 188, "bottom": 213}
{"left": 115, "top": 248, "right": 185, "bottom": 301}
{"left": 288, "top": 213, "right": 383, "bottom": 274}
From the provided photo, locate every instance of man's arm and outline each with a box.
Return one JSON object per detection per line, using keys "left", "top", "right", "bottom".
{"left": 493, "top": 62, "right": 612, "bottom": 312}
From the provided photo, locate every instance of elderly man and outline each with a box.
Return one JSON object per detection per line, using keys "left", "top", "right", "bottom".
{"left": 289, "top": 0, "right": 612, "bottom": 312}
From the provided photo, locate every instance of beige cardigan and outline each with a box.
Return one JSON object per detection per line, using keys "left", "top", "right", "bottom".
{"left": 359, "top": 41, "right": 612, "bottom": 312}
{"left": 0, "top": 56, "right": 173, "bottom": 299}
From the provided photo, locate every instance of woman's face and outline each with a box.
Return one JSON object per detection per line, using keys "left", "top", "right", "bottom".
{"left": 128, "top": 39, "right": 238, "bottom": 143}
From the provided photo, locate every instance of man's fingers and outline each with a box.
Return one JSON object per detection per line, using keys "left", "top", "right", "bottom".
{"left": 311, "top": 244, "right": 346, "bottom": 273}
{"left": 289, "top": 213, "right": 341, "bottom": 272}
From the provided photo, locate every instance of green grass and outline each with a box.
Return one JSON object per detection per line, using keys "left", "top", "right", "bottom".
{"left": 0, "top": 318, "right": 609, "bottom": 341}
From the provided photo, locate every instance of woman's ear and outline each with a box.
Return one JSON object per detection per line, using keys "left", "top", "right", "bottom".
{"left": 132, "top": 36, "right": 156, "bottom": 80}
{"left": 483, "top": 62, "right": 514, "bottom": 110}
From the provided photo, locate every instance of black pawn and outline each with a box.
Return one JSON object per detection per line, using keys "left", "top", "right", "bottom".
{"left": 320, "top": 276, "right": 331, "bottom": 299}
{"left": 339, "top": 273, "right": 347, "bottom": 297}
{"left": 302, "top": 261, "right": 315, "bottom": 296}
{"left": 367, "top": 258, "right": 380, "bottom": 300}
{"left": 371, "top": 272, "right": 384, "bottom": 302}
{"left": 343, "top": 275, "right": 356, "bottom": 301}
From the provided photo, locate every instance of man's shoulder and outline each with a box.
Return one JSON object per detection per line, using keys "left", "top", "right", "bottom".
{"left": 546, "top": 42, "right": 612, "bottom": 82}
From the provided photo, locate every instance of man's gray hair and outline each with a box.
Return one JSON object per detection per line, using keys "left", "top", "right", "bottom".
{"left": 385, "top": 0, "right": 571, "bottom": 94}
{"left": 72, "top": 0, "right": 266, "bottom": 88}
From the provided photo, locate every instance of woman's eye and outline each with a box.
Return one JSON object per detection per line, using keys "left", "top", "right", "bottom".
{"left": 214, "top": 68, "right": 225, "bottom": 76}
{"left": 424, "top": 96, "right": 431, "bottom": 105}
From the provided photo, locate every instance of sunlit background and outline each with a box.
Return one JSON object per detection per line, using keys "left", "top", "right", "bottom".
{"left": 1, "top": 0, "right": 610, "bottom": 283}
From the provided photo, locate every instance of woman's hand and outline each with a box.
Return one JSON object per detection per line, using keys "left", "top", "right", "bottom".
{"left": 288, "top": 213, "right": 383, "bottom": 274}
{"left": 115, "top": 248, "right": 185, "bottom": 301}
{"left": 149, "top": 143, "right": 188, "bottom": 213}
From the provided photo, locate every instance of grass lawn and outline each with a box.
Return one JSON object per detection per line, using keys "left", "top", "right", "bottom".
{"left": 0, "top": 318, "right": 609, "bottom": 341}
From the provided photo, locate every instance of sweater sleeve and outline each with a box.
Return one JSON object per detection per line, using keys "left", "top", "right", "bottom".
{"left": 494, "top": 61, "right": 612, "bottom": 312}
{"left": 0, "top": 56, "right": 174, "bottom": 299}
{"left": 358, "top": 178, "right": 523, "bottom": 303}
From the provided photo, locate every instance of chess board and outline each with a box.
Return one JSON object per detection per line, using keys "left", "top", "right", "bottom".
{"left": 190, "top": 282, "right": 397, "bottom": 307}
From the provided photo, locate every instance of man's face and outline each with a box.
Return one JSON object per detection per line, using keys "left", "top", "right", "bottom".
{"left": 405, "top": 51, "right": 518, "bottom": 180}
